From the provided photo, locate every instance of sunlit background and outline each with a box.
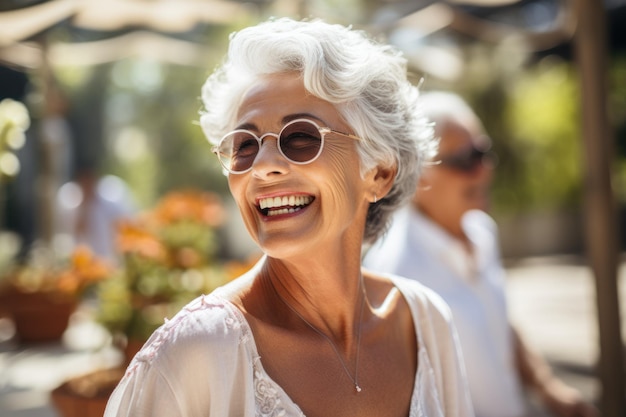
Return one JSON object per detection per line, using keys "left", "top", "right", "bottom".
{"left": 0, "top": 0, "right": 625, "bottom": 416}
{"left": 0, "top": 0, "right": 623, "bottom": 257}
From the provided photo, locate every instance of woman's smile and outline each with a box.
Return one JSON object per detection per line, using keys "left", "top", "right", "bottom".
{"left": 257, "top": 194, "right": 315, "bottom": 218}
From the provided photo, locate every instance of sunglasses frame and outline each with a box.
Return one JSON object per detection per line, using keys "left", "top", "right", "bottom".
{"left": 212, "top": 118, "right": 361, "bottom": 174}
{"left": 437, "top": 146, "right": 495, "bottom": 173}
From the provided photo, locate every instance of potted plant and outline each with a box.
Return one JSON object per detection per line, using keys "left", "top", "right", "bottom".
{"left": 95, "top": 189, "right": 234, "bottom": 360}
{"left": 50, "top": 189, "right": 260, "bottom": 417}
{"left": 0, "top": 245, "right": 113, "bottom": 343}
{"left": 50, "top": 367, "right": 125, "bottom": 417}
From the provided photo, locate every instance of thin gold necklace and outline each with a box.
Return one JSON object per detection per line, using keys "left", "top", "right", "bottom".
{"left": 269, "top": 276, "right": 366, "bottom": 393}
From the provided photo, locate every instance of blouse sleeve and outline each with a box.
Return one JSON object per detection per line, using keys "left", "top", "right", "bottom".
{"left": 105, "top": 363, "right": 184, "bottom": 417}
{"left": 393, "top": 276, "right": 475, "bottom": 417}
{"left": 424, "top": 293, "right": 475, "bottom": 417}
{"left": 104, "top": 295, "right": 255, "bottom": 417}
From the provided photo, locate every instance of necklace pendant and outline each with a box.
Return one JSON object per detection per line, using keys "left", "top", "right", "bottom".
{"left": 355, "top": 385, "right": 362, "bottom": 393}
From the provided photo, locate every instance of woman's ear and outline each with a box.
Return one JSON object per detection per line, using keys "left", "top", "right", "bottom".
{"left": 366, "top": 164, "right": 397, "bottom": 203}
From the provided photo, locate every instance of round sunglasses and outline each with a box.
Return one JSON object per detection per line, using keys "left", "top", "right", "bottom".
{"left": 212, "top": 118, "right": 361, "bottom": 174}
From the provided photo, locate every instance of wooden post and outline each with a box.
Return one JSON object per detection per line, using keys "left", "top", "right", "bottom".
{"left": 574, "top": 0, "right": 625, "bottom": 415}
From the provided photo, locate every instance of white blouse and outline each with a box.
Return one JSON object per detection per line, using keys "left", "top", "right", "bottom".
{"left": 364, "top": 208, "right": 526, "bottom": 417}
{"left": 104, "top": 275, "right": 474, "bottom": 417}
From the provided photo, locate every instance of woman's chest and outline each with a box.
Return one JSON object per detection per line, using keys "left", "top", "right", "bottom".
{"left": 249, "top": 315, "right": 418, "bottom": 417}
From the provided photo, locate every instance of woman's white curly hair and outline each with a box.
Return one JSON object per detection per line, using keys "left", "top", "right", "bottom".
{"left": 200, "top": 17, "right": 436, "bottom": 243}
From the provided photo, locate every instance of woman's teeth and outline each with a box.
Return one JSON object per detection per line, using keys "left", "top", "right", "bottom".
{"left": 258, "top": 195, "right": 313, "bottom": 216}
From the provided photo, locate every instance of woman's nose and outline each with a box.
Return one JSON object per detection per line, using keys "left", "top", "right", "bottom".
{"left": 251, "top": 136, "right": 289, "bottom": 177}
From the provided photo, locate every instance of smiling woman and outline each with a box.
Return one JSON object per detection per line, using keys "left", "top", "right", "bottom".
{"left": 104, "top": 17, "right": 474, "bottom": 417}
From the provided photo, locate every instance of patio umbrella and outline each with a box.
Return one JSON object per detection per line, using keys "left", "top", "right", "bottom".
{"left": 0, "top": 0, "right": 256, "bottom": 46}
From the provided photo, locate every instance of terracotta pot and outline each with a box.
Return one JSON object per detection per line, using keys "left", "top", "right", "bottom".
{"left": 51, "top": 368, "right": 125, "bottom": 417}
{"left": 0, "top": 289, "right": 77, "bottom": 343}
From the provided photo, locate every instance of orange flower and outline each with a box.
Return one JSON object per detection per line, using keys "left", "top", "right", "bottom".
{"left": 150, "top": 189, "right": 225, "bottom": 227}
{"left": 55, "top": 270, "right": 81, "bottom": 296}
{"left": 115, "top": 220, "right": 168, "bottom": 263}
{"left": 174, "top": 247, "right": 203, "bottom": 269}
{"left": 52, "top": 246, "right": 114, "bottom": 296}
{"left": 70, "top": 245, "right": 113, "bottom": 283}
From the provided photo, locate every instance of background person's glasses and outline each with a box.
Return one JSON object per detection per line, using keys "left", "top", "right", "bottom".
{"left": 437, "top": 145, "right": 496, "bottom": 173}
{"left": 212, "top": 118, "right": 361, "bottom": 174}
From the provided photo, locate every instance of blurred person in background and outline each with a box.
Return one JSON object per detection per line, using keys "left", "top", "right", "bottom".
{"left": 54, "top": 166, "right": 136, "bottom": 263}
{"left": 363, "top": 91, "right": 598, "bottom": 417}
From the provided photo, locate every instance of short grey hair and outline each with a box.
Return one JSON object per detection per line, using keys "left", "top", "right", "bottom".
{"left": 200, "top": 17, "right": 436, "bottom": 243}
{"left": 418, "top": 91, "right": 485, "bottom": 136}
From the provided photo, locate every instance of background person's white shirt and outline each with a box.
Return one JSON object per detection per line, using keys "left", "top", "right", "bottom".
{"left": 54, "top": 174, "right": 136, "bottom": 263}
{"left": 364, "top": 206, "right": 527, "bottom": 417}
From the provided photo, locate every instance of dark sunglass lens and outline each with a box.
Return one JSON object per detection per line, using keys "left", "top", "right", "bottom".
{"left": 466, "top": 148, "right": 487, "bottom": 169}
{"left": 440, "top": 148, "right": 487, "bottom": 172}
{"left": 222, "top": 131, "right": 259, "bottom": 172}
{"left": 279, "top": 121, "right": 323, "bottom": 163}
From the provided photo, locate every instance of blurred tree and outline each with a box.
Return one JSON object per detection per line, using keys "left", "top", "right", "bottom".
{"left": 51, "top": 24, "right": 238, "bottom": 210}
{"left": 494, "top": 56, "right": 582, "bottom": 214}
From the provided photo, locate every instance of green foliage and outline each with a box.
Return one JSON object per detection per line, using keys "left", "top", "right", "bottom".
{"left": 0, "top": 99, "right": 30, "bottom": 179}
{"left": 94, "top": 189, "right": 233, "bottom": 342}
{"left": 489, "top": 58, "right": 582, "bottom": 214}
{"left": 96, "top": 266, "right": 229, "bottom": 341}
{"left": 101, "top": 61, "right": 230, "bottom": 209}
{"left": 96, "top": 273, "right": 133, "bottom": 336}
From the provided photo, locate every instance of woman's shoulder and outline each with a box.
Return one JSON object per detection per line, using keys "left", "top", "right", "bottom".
{"left": 130, "top": 292, "right": 252, "bottom": 368}
{"left": 363, "top": 269, "right": 453, "bottom": 321}
{"left": 383, "top": 272, "right": 454, "bottom": 322}
{"left": 106, "top": 292, "right": 256, "bottom": 416}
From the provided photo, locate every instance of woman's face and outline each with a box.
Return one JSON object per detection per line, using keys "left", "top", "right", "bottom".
{"left": 227, "top": 72, "right": 376, "bottom": 258}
